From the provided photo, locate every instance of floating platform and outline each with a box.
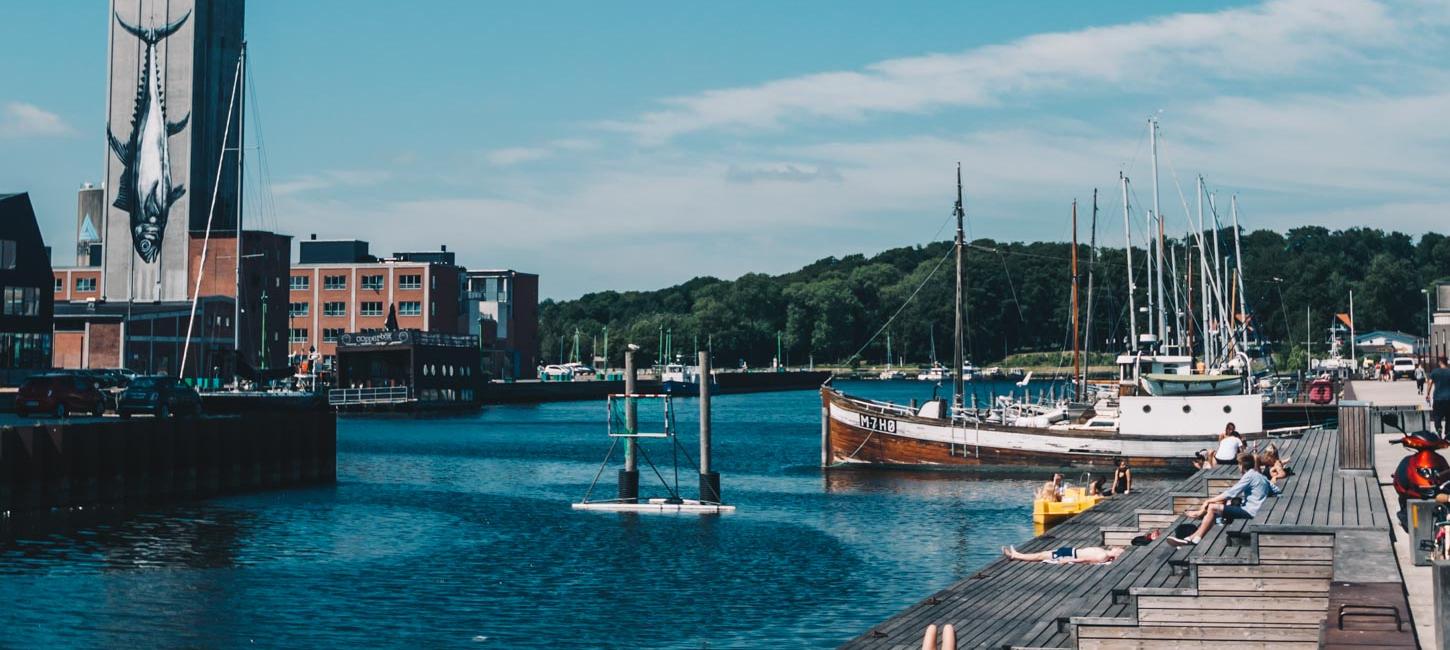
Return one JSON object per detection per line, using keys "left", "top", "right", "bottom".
{"left": 572, "top": 498, "right": 735, "bottom": 514}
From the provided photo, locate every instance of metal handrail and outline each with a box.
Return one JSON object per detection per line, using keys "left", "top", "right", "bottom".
{"left": 328, "top": 386, "right": 412, "bottom": 405}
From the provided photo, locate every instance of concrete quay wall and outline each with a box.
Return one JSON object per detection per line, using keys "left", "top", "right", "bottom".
{"left": 0, "top": 411, "right": 336, "bottom": 515}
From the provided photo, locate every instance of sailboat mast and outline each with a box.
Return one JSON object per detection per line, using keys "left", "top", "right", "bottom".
{"left": 952, "top": 163, "right": 967, "bottom": 412}
{"left": 1231, "top": 195, "right": 1249, "bottom": 359}
{"left": 1198, "top": 176, "right": 1210, "bottom": 366}
{"left": 1084, "top": 190, "right": 1098, "bottom": 390}
{"left": 233, "top": 42, "right": 247, "bottom": 379}
{"left": 1121, "top": 173, "right": 1138, "bottom": 350}
{"left": 1071, "top": 200, "right": 1081, "bottom": 401}
{"left": 1149, "top": 117, "right": 1166, "bottom": 345}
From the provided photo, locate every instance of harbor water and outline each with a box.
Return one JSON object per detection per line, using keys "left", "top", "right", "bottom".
{"left": 2, "top": 379, "right": 1114, "bottom": 648}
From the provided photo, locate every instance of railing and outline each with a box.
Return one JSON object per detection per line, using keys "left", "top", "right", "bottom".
{"left": 328, "top": 386, "right": 412, "bottom": 406}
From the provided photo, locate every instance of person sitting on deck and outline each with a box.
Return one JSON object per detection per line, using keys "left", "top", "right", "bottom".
{"left": 1168, "top": 452, "right": 1282, "bottom": 547}
{"left": 1111, "top": 459, "right": 1133, "bottom": 495}
{"left": 1002, "top": 545, "right": 1124, "bottom": 564}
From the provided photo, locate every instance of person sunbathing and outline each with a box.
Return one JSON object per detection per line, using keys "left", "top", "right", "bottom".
{"left": 1002, "top": 545, "right": 1124, "bottom": 564}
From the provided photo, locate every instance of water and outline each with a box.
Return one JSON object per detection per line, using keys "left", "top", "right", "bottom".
{"left": 0, "top": 380, "right": 1085, "bottom": 649}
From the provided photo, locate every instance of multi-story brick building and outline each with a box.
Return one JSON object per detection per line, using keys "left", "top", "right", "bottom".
{"left": 288, "top": 237, "right": 465, "bottom": 369}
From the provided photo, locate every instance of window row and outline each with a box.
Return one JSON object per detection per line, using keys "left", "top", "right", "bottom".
{"left": 290, "top": 274, "right": 430, "bottom": 291}
{"left": 2, "top": 286, "right": 41, "bottom": 316}
{"left": 52, "top": 276, "right": 98, "bottom": 293}
{"left": 285, "top": 301, "right": 424, "bottom": 318}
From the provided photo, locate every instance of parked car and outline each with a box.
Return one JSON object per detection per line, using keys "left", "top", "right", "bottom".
{"left": 1392, "top": 357, "right": 1417, "bottom": 379}
{"left": 16, "top": 374, "right": 108, "bottom": 418}
{"left": 117, "top": 376, "right": 204, "bottom": 418}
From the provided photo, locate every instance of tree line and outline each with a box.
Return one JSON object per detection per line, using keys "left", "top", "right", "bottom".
{"left": 539, "top": 226, "right": 1450, "bottom": 370}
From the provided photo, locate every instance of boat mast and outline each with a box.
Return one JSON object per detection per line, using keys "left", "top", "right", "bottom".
{"left": 180, "top": 49, "right": 244, "bottom": 379}
{"left": 1071, "top": 200, "right": 1081, "bottom": 401}
{"left": 233, "top": 42, "right": 247, "bottom": 384}
{"left": 1198, "top": 176, "right": 1210, "bottom": 367}
{"left": 1121, "top": 173, "right": 1138, "bottom": 350}
{"left": 952, "top": 163, "right": 967, "bottom": 413}
{"left": 1149, "top": 117, "right": 1167, "bottom": 346}
{"left": 1084, "top": 190, "right": 1098, "bottom": 392}
{"left": 1231, "top": 195, "right": 1249, "bottom": 360}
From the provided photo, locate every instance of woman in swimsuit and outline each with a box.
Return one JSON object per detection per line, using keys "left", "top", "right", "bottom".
{"left": 1111, "top": 459, "right": 1132, "bottom": 495}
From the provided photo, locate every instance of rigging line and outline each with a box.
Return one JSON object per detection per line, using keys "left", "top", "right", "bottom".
{"left": 246, "top": 62, "right": 280, "bottom": 233}
{"left": 998, "top": 250, "right": 1027, "bottom": 324}
{"left": 845, "top": 244, "right": 955, "bottom": 362}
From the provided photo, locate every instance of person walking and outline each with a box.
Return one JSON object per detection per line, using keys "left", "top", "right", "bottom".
{"left": 1427, "top": 357, "right": 1450, "bottom": 435}
{"left": 1415, "top": 362, "right": 1427, "bottom": 395}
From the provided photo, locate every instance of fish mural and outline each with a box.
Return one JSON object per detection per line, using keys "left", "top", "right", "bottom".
{"left": 107, "top": 10, "right": 191, "bottom": 264}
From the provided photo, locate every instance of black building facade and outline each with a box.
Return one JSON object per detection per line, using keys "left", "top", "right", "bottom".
{"left": 0, "top": 193, "right": 55, "bottom": 380}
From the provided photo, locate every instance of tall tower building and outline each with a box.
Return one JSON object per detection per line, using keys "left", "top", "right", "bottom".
{"left": 76, "top": 183, "right": 104, "bottom": 266}
{"left": 101, "top": 0, "right": 244, "bottom": 302}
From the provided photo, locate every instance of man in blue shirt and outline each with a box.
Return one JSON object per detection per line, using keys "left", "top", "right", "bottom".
{"left": 1168, "top": 452, "right": 1282, "bottom": 546}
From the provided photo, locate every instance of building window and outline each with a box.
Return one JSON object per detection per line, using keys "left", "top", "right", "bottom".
{"left": 290, "top": 275, "right": 310, "bottom": 290}
{"left": 430, "top": 301, "right": 436, "bottom": 316}
{"left": 53, "top": 277, "right": 62, "bottom": 293}
{"left": 0, "top": 240, "right": 15, "bottom": 270}
{"left": 290, "top": 302, "right": 309, "bottom": 317}
{"left": 0, "top": 332, "right": 51, "bottom": 369}
{"left": 399, "top": 301, "right": 422, "bottom": 316}
{"left": 289, "top": 328, "right": 309, "bottom": 343}
{"left": 323, "top": 301, "right": 347, "bottom": 317}
{"left": 322, "top": 327, "right": 344, "bottom": 343}
{"left": 431, "top": 274, "right": 437, "bottom": 289}
{"left": 75, "top": 277, "right": 97, "bottom": 292}
{"left": 2, "top": 287, "right": 39, "bottom": 316}
{"left": 361, "top": 274, "right": 384, "bottom": 290}
{"left": 399, "top": 274, "right": 422, "bottom": 289}
{"left": 324, "top": 275, "right": 347, "bottom": 290}
{"left": 360, "top": 301, "right": 383, "bottom": 316}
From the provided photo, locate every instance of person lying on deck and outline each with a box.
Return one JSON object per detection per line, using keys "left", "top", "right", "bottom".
{"left": 1168, "top": 452, "right": 1282, "bottom": 547}
{"left": 1257, "top": 445, "right": 1291, "bottom": 486}
{"left": 1001, "top": 545, "right": 1124, "bottom": 564}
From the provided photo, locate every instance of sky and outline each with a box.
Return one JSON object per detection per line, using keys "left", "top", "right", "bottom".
{"left": 3, "top": 0, "right": 1449, "bottom": 299}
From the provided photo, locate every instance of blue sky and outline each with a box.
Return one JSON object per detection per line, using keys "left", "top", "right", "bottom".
{"left": 3, "top": 1, "right": 1448, "bottom": 298}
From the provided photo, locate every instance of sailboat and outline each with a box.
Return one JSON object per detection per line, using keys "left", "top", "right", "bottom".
{"left": 917, "top": 325, "right": 950, "bottom": 381}
{"left": 878, "top": 331, "right": 906, "bottom": 380}
{"left": 820, "top": 162, "right": 1267, "bottom": 471}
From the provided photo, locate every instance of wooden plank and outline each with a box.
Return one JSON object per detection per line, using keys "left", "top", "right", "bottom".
{"left": 1077, "top": 623, "right": 1323, "bottom": 640}
{"left": 1197, "top": 577, "right": 1330, "bottom": 592}
{"left": 1197, "top": 563, "right": 1332, "bottom": 578}
{"left": 1258, "top": 534, "right": 1335, "bottom": 547}
{"left": 1137, "top": 608, "right": 1326, "bottom": 625}
{"left": 1259, "top": 545, "right": 1335, "bottom": 562}
{"left": 1138, "top": 595, "right": 1327, "bottom": 610}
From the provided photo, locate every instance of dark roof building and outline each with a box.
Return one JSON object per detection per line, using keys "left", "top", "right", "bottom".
{"left": 0, "top": 193, "right": 56, "bottom": 381}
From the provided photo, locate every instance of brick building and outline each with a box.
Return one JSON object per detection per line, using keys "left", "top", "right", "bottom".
{"left": 288, "top": 238, "right": 465, "bottom": 369}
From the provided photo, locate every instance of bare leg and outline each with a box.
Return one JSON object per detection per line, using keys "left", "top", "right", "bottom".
{"left": 1191, "top": 503, "right": 1222, "bottom": 539}
{"left": 1003, "top": 546, "right": 1054, "bottom": 562}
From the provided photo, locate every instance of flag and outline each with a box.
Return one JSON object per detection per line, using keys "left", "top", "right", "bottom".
{"left": 1336, "top": 313, "right": 1353, "bottom": 328}
{"left": 385, "top": 304, "right": 399, "bottom": 331}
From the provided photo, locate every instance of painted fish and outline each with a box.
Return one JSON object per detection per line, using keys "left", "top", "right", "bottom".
{"left": 108, "top": 10, "right": 191, "bottom": 264}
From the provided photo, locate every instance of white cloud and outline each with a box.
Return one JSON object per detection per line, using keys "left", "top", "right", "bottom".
{"left": 605, "top": 0, "right": 1394, "bottom": 143}
{"left": 272, "top": 168, "right": 391, "bottom": 196}
{"left": 0, "top": 101, "right": 74, "bottom": 137}
{"left": 482, "top": 139, "right": 601, "bottom": 167}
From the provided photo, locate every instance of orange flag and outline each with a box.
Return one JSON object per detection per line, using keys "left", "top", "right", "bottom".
{"left": 1336, "top": 313, "right": 1353, "bottom": 328}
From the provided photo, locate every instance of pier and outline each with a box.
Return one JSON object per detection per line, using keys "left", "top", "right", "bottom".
{"left": 1, "top": 411, "right": 336, "bottom": 519}
{"left": 846, "top": 380, "right": 1421, "bottom": 649}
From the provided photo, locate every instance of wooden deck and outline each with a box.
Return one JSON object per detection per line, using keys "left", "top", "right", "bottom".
{"left": 842, "top": 426, "right": 1408, "bottom": 649}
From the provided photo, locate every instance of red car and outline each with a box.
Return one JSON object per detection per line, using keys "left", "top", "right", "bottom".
{"left": 16, "top": 374, "right": 108, "bottom": 418}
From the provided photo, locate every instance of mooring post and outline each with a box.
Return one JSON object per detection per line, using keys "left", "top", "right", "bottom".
{"left": 620, "top": 349, "right": 639, "bottom": 503}
{"left": 699, "top": 350, "right": 721, "bottom": 504}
